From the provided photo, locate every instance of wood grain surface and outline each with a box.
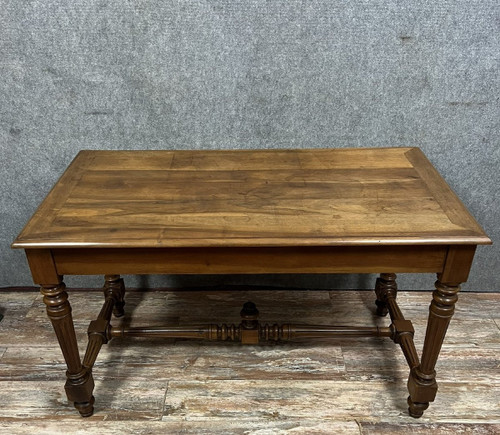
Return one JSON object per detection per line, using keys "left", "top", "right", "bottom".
{"left": 12, "top": 148, "right": 491, "bottom": 249}
{"left": 0, "top": 288, "right": 499, "bottom": 434}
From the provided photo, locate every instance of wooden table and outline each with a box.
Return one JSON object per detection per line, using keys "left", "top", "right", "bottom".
{"left": 12, "top": 148, "right": 490, "bottom": 418}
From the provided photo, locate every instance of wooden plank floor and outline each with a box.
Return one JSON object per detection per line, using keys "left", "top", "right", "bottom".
{"left": 0, "top": 288, "right": 499, "bottom": 434}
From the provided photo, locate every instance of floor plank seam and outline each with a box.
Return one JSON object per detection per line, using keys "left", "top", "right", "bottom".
{"left": 493, "top": 318, "right": 500, "bottom": 332}
{"left": 354, "top": 418, "right": 363, "bottom": 434}
{"left": 161, "top": 380, "right": 170, "bottom": 420}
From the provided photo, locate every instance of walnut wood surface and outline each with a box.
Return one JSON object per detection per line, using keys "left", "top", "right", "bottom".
{"left": 10, "top": 147, "right": 492, "bottom": 419}
{"left": 12, "top": 148, "right": 491, "bottom": 249}
{"left": 51, "top": 246, "right": 447, "bottom": 277}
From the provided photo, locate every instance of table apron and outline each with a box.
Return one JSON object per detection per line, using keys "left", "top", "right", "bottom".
{"left": 49, "top": 246, "right": 449, "bottom": 276}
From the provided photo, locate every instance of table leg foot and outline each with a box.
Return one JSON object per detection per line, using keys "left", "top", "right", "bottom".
{"left": 374, "top": 273, "right": 397, "bottom": 316}
{"left": 74, "top": 395, "right": 95, "bottom": 417}
{"left": 407, "top": 396, "right": 429, "bottom": 418}
{"left": 65, "top": 368, "right": 95, "bottom": 416}
{"left": 104, "top": 275, "right": 126, "bottom": 318}
{"left": 407, "top": 366, "right": 436, "bottom": 417}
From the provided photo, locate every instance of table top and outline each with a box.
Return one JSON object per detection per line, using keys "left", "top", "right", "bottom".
{"left": 12, "top": 148, "right": 491, "bottom": 249}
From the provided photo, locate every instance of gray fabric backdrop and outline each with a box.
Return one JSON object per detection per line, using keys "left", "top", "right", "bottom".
{"left": 1, "top": 1, "right": 498, "bottom": 291}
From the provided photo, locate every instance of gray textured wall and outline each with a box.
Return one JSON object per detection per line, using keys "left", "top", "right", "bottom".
{"left": 1, "top": 1, "right": 499, "bottom": 291}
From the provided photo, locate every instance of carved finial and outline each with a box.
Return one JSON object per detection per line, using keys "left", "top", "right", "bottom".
{"left": 240, "top": 301, "right": 259, "bottom": 329}
{"left": 240, "top": 301, "right": 260, "bottom": 344}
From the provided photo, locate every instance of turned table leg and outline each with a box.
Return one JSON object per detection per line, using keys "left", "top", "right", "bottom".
{"left": 103, "top": 275, "right": 126, "bottom": 318}
{"left": 406, "top": 245, "right": 476, "bottom": 417}
{"left": 374, "top": 273, "right": 397, "bottom": 316}
{"left": 41, "top": 281, "right": 95, "bottom": 416}
{"left": 407, "top": 279, "right": 460, "bottom": 417}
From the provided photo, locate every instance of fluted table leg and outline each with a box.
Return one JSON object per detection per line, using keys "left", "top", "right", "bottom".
{"left": 41, "top": 281, "right": 95, "bottom": 417}
{"left": 103, "top": 275, "right": 126, "bottom": 318}
{"left": 374, "top": 273, "right": 397, "bottom": 317}
{"left": 407, "top": 280, "right": 460, "bottom": 417}
{"left": 406, "top": 245, "right": 476, "bottom": 417}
